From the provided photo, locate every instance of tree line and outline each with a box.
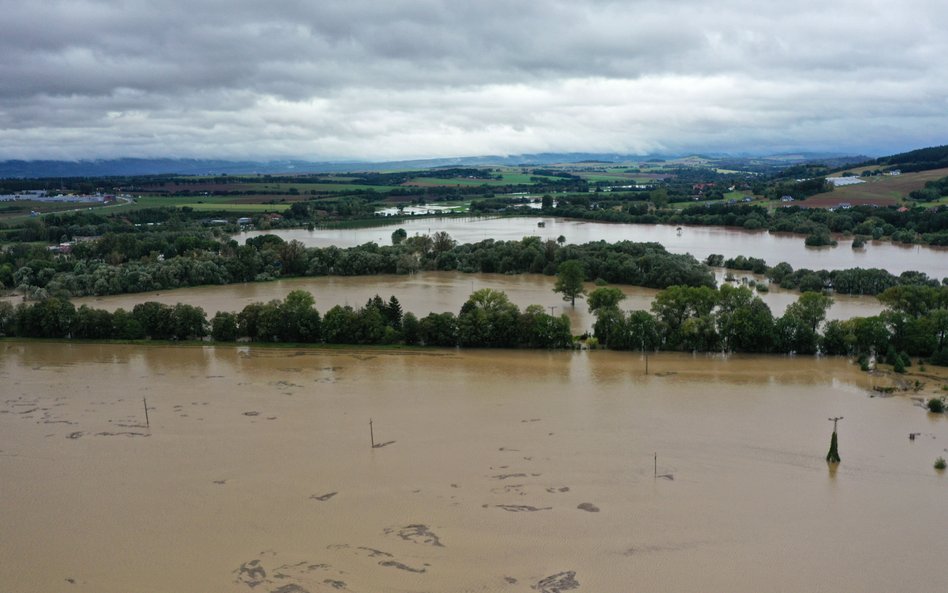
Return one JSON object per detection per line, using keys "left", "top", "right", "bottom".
{"left": 2, "top": 284, "right": 946, "bottom": 366}
{"left": 541, "top": 201, "right": 948, "bottom": 246}
{"left": 2, "top": 233, "right": 714, "bottom": 300}
{"left": 0, "top": 289, "right": 572, "bottom": 349}
{"left": 707, "top": 255, "right": 945, "bottom": 296}
{"left": 586, "top": 283, "right": 948, "bottom": 365}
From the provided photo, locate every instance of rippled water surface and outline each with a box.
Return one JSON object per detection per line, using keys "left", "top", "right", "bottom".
{"left": 2, "top": 343, "right": 947, "bottom": 593}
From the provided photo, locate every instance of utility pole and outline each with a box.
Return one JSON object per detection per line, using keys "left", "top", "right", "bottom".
{"left": 143, "top": 397, "right": 150, "bottom": 429}
{"left": 826, "top": 416, "right": 843, "bottom": 463}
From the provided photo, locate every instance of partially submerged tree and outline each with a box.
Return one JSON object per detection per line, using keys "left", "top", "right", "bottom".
{"left": 554, "top": 260, "right": 586, "bottom": 307}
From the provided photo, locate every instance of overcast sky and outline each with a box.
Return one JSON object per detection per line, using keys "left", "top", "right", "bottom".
{"left": 1, "top": 0, "right": 946, "bottom": 161}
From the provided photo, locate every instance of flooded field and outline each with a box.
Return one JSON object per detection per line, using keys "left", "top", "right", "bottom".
{"left": 2, "top": 342, "right": 947, "bottom": 593}
{"left": 237, "top": 217, "right": 948, "bottom": 278}
{"left": 71, "top": 271, "right": 885, "bottom": 333}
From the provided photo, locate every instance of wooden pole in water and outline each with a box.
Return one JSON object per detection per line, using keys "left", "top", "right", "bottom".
{"left": 645, "top": 351, "right": 649, "bottom": 375}
{"left": 370, "top": 418, "right": 375, "bottom": 448}
{"left": 143, "top": 397, "right": 150, "bottom": 429}
{"left": 654, "top": 452, "right": 657, "bottom": 478}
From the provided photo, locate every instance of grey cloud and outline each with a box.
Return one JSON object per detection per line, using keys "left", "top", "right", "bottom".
{"left": 1, "top": 0, "right": 946, "bottom": 160}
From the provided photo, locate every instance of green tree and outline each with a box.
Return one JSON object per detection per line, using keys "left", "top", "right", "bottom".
{"left": 418, "top": 312, "right": 458, "bottom": 346}
{"left": 211, "top": 311, "right": 239, "bottom": 341}
{"left": 0, "top": 301, "right": 15, "bottom": 336}
{"left": 385, "top": 295, "right": 403, "bottom": 329}
{"left": 255, "top": 301, "right": 285, "bottom": 342}
{"left": 170, "top": 304, "right": 207, "bottom": 340}
{"left": 132, "top": 302, "right": 174, "bottom": 340}
{"left": 432, "top": 231, "right": 456, "bottom": 254}
{"left": 714, "top": 285, "right": 774, "bottom": 352}
{"left": 322, "top": 305, "right": 359, "bottom": 343}
{"left": 73, "top": 305, "right": 114, "bottom": 339}
{"left": 626, "top": 310, "right": 659, "bottom": 351}
{"left": 650, "top": 188, "right": 669, "bottom": 209}
{"left": 879, "top": 285, "right": 940, "bottom": 318}
{"left": 592, "top": 306, "right": 626, "bottom": 348}
{"left": 401, "top": 312, "right": 421, "bottom": 345}
{"left": 784, "top": 292, "right": 833, "bottom": 334}
{"left": 519, "top": 304, "right": 572, "bottom": 348}
{"left": 554, "top": 260, "right": 586, "bottom": 307}
{"left": 391, "top": 228, "right": 408, "bottom": 245}
{"left": 651, "top": 285, "right": 718, "bottom": 350}
{"left": 587, "top": 286, "right": 626, "bottom": 313}
{"left": 112, "top": 308, "right": 145, "bottom": 340}
{"left": 458, "top": 289, "right": 520, "bottom": 347}
{"left": 237, "top": 302, "right": 264, "bottom": 341}
{"left": 282, "top": 290, "right": 321, "bottom": 342}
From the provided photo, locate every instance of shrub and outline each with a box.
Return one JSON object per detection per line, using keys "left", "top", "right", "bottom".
{"left": 930, "top": 348, "right": 948, "bottom": 367}
{"left": 894, "top": 357, "right": 906, "bottom": 373}
{"left": 805, "top": 232, "right": 837, "bottom": 247}
{"left": 935, "top": 457, "right": 946, "bottom": 470}
{"left": 927, "top": 398, "right": 945, "bottom": 414}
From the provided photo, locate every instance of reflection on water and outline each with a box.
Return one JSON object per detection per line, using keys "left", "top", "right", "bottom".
{"left": 237, "top": 217, "right": 948, "bottom": 277}
{"left": 2, "top": 342, "right": 947, "bottom": 593}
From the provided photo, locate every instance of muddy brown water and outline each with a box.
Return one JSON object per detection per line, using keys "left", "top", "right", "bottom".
{"left": 71, "top": 271, "right": 885, "bottom": 332}
{"left": 2, "top": 342, "right": 947, "bottom": 593}
{"left": 237, "top": 217, "right": 948, "bottom": 278}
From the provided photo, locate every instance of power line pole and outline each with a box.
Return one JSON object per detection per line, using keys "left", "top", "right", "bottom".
{"left": 826, "top": 416, "right": 843, "bottom": 463}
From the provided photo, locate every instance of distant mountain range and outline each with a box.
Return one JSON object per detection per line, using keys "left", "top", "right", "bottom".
{"left": 0, "top": 151, "right": 875, "bottom": 178}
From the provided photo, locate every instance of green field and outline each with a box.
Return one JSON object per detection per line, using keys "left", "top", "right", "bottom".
{"left": 242, "top": 182, "right": 404, "bottom": 192}
{"left": 578, "top": 173, "right": 644, "bottom": 183}
{"left": 134, "top": 195, "right": 254, "bottom": 207}
{"left": 121, "top": 196, "right": 291, "bottom": 213}
{"left": 183, "top": 203, "right": 291, "bottom": 213}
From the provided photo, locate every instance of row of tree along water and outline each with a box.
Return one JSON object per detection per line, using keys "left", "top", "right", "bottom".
{"left": 3, "top": 282, "right": 947, "bottom": 365}
{"left": 5, "top": 233, "right": 716, "bottom": 299}
{"left": 710, "top": 253, "right": 945, "bottom": 295}
{"left": 4, "top": 226, "right": 945, "bottom": 302}
{"left": 535, "top": 201, "right": 948, "bottom": 246}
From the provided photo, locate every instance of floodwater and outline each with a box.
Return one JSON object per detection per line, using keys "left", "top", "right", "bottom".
{"left": 237, "top": 217, "right": 948, "bottom": 278}
{"left": 71, "top": 271, "right": 885, "bottom": 332}
{"left": 2, "top": 342, "right": 947, "bottom": 593}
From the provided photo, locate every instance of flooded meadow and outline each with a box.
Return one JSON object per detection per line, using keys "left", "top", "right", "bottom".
{"left": 71, "top": 271, "right": 886, "bottom": 334}
{"left": 2, "top": 342, "right": 947, "bottom": 593}
{"left": 238, "top": 217, "right": 948, "bottom": 278}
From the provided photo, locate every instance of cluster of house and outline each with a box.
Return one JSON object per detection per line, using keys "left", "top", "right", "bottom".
{"left": 0, "top": 189, "right": 116, "bottom": 204}
{"left": 206, "top": 214, "right": 281, "bottom": 226}
{"left": 46, "top": 235, "right": 97, "bottom": 255}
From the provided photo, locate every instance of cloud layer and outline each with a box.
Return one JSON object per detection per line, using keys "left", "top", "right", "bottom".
{"left": 2, "top": 0, "right": 946, "bottom": 160}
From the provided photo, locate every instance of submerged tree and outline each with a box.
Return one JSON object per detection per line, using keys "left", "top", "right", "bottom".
{"left": 554, "top": 260, "right": 586, "bottom": 307}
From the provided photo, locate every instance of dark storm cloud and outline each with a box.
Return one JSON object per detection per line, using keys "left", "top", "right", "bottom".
{"left": 1, "top": 0, "right": 946, "bottom": 159}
